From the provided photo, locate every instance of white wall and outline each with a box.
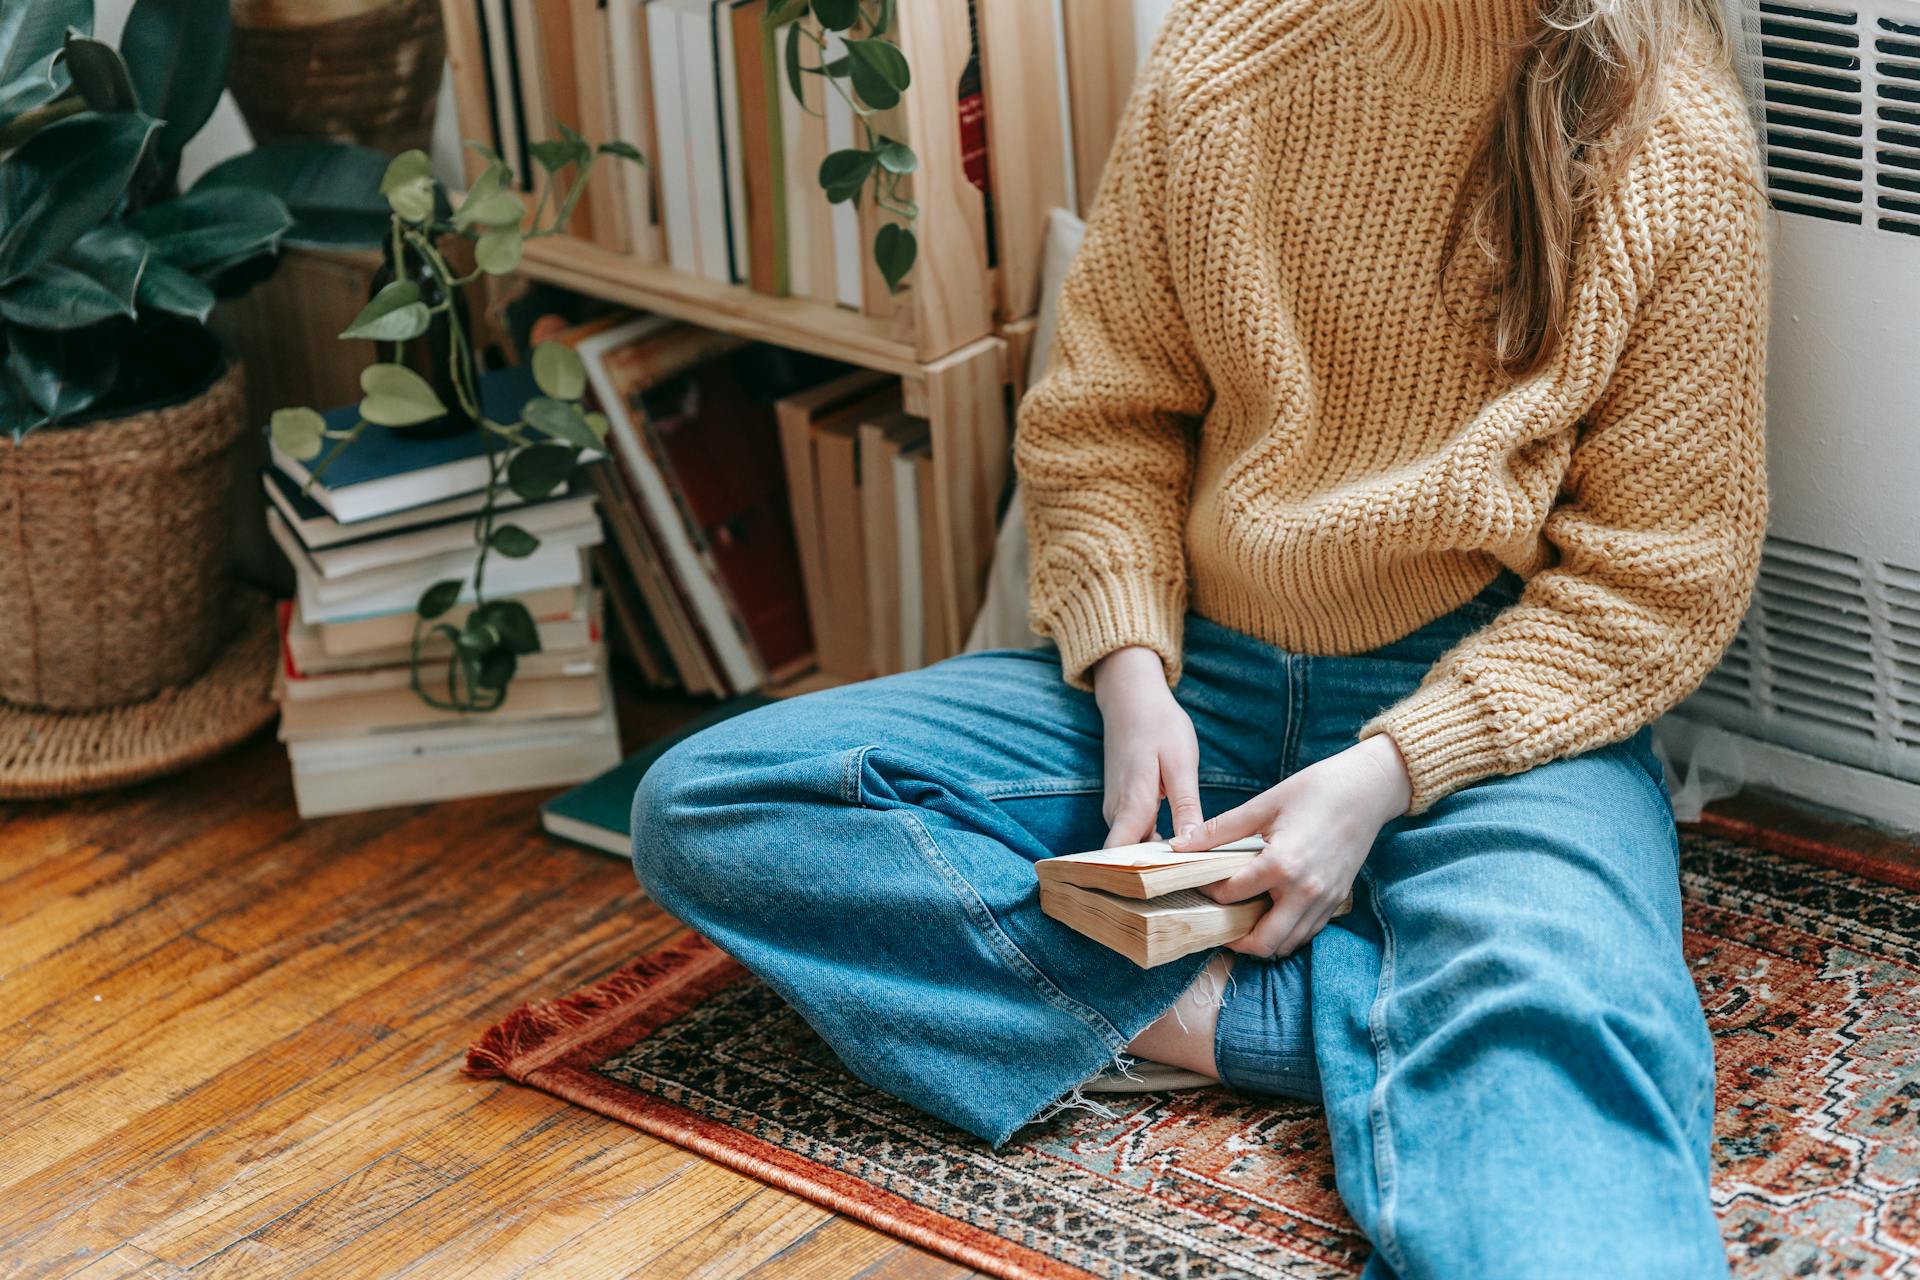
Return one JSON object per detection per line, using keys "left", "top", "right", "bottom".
{"left": 1135, "top": 0, "right": 1176, "bottom": 58}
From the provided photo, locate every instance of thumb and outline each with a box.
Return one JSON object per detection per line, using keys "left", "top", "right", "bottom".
{"left": 1171, "top": 791, "right": 1272, "bottom": 852}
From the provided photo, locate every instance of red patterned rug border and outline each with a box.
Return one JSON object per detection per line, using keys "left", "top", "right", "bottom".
{"left": 525, "top": 1061, "right": 1095, "bottom": 1280}
{"left": 1690, "top": 811, "right": 1920, "bottom": 893}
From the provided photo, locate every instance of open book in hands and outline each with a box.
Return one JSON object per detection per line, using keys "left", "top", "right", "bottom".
{"left": 1036, "top": 836, "right": 1351, "bottom": 968}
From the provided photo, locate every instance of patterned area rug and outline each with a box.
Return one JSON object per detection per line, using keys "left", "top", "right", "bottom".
{"left": 468, "top": 823, "right": 1920, "bottom": 1279}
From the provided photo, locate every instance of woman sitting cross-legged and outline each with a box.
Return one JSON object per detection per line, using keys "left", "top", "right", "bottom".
{"left": 632, "top": 0, "right": 1770, "bottom": 1273}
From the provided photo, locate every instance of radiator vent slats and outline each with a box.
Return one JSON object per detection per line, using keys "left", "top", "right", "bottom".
{"left": 1687, "top": 540, "right": 1920, "bottom": 779}
{"left": 1757, "top": 0, "right": 1920, "bottom": 236}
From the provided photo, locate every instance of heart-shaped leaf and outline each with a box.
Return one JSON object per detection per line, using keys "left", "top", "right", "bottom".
{"left": 476, "top": 599, "right": 541, "bottom": 655}
{"left": 506, "top": 443, "right": 578, "bottom": 500}
{"left": 813, "top": 0, "right": 859, "bottom": 31}
{"left": 0, "top": 226, "right": 149, "bottom": 330}
{"left": 874, "top": 222, "right": 916, "bottom": 292}
{"left": 873, "top": 138, "right": 917, "bottom": 175}
{"left": 0, "top": 113, "right": 159, "bottom": 286}
{"left": 474, "top": 647, "right": 517, "bottom": 691}
{"left": 136, "top": 256, "right": 215, "bottom": 322}
{"left": 599, "top": 140, "right": 644, "bottom": 163}
{"left": 418, "top": 578, "right": 464, "bottom": 620}
{"left": 531, "top": 341, "right": 586, "bottom": 401}
{"left": 360, "top": 362, "right": 447, "bottom": 427}
{"left": 522, "top": 395, "right": 602, "bottom": 450}
{"left": 488, "top": 524, "right": 541, "bottom": 558}
{"left": 340, "top": 280, "right": 431, "bottom": 342}
{"left": 584, "top": 410, "right": 610, "bottom": 440}
{"left": 475, "top": 225, "right": 523, "bottom": 275}
{"left": 270, "top": 406, "right": 327, "bottom": 461}
{"left": 128, "top": 184, "right": 293, "bottom": 273}
{"left": 819, "top": 147, "right": 874, "bottom": 205}
{"left": 527, "top": 139, "right": 578, "bottom": 174}
{"left": 379, "top": 148, "right": 436, "bottom": 223}
{"left": 844, "top": 38, "right": 910, "bottom": 110}
{"left": 785, "top": 22, "right": 808, "bottom": 103}
{"left": 123, "top": 0, "right": 232, "bottom": 166}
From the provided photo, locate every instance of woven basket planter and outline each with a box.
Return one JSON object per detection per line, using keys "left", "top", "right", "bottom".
{"left": 0, "top": 360, "right": 250, "bottom": 712}
{"left": 229, "top": 0, "right": 445, "bottom": 156}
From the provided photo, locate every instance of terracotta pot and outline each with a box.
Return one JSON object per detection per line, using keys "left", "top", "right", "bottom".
{"left": 0, "top": 356, "right": 250, "bottom": 711}
{"left": 228, "top": 0, "right": 445, "bottom": 155}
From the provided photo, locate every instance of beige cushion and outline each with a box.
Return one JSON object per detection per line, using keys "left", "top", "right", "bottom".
{"left": 965, "top": 209, "right": 1087, "bottom": 653}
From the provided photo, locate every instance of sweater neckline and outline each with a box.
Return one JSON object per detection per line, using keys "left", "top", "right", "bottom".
{"left": 1341, "top": 0, "right": 1541, "bottom": 102}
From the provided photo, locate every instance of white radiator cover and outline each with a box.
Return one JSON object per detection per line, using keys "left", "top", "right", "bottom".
{"left": 1661, "top": 0, "right": 1920, "bottom": 826}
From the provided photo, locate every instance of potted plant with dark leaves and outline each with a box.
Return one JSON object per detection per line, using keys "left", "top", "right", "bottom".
{"left": 0, "top": 0, "right": 293, "bottom": 711}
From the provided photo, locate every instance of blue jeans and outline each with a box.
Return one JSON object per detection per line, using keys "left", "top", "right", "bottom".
{"left": 631, "top": 576, "right": 1726, "bottom": 1278}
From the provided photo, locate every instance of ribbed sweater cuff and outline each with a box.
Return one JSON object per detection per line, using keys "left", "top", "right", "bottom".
{"left": 1359, "top": 673, "right": 1509, "bottom": 813}
{"left": 1045, "top": 570, "right": 1187, "bottom": 692}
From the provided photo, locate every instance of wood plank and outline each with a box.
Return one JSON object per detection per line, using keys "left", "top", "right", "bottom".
{"left": 0, "top": 706, "right": 938, "bottom": 1280}
{"left": 435, "top": 0, "right": 495, "bottom": 187}
{"left": 978, "top": 0, "right": 1073, "bottom": 323}
{"left": 743, "top": 1215, "right": 971, "bottom": 1280}
{"left": 893, "top": 0, "right": 995, "bottom": 363}
{"left": 1060, "top": 0, "right": 1138, "bottom": 217}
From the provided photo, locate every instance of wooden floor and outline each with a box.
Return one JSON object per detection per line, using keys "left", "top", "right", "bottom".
{"left": 0, "top": 700, "right": 978, "bottom": 1280}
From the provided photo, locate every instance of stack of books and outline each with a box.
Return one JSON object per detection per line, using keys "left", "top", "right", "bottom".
{"left": 773, "top": 370, "right": 951, "bottom": 681}
{"left": 1037, "top": 837, "right": 1357, "bottom": 968}
{"left": 466, "top": 0, "right": 1016, "bottom": 309}
{"left": 266, "top": 365, "right": 619, "bottom": 819}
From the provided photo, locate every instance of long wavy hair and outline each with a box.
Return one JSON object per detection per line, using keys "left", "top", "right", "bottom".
{"left": 1445, "top": 0, "right": 1738, "bottom": 378}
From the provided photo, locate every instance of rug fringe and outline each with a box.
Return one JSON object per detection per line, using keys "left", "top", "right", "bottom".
{"left": 465, "top": 934, "right": 711, "bottom": 1079}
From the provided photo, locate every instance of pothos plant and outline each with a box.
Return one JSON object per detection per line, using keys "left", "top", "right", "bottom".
{"left": 769, "top": 0, "right": 919, "bottom": 291}
{"left": 268, "top": 136, "right": 641, "bottom": 713}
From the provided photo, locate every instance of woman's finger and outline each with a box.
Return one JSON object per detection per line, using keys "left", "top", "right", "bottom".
{"left": 1162, "top": 747, "right": 1206, "bottom": 845}
{"left": 1104, "top": 788, "right": 1160, "bottom": 848}
{"left": 1228, "top": 893, "right": 1303, "bottom": 958}
{"left": 1171, "top": 791, "right": 1273, "bottom": 852}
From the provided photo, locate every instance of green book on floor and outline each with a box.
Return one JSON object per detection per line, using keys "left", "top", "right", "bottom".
{"left": 540, "top": 694, "right": 771, "bottom": 857}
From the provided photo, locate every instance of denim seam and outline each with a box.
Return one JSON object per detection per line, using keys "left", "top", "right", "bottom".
{"left": 863, "top": 764, "right": 1128, "bottom": 1053}
{"left": 1279, "top": 652, "right": 1307, "bottom": 776}
{"left": 1363, "top": 868, "right": 1413, "bottom": 1278}
{"left": 970, "top": 771, "right": 1269, "bottom": 802}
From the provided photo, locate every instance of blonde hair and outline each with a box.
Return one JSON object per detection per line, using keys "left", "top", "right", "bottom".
{"left": 1445, "top": 0, "right": 1738, "bottom": 377}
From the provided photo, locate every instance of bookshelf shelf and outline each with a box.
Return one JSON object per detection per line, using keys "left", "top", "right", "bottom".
{"left": 518, "top": 235, "right": 923, "bottom": 377}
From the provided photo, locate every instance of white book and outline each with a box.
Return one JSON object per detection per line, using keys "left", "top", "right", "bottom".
{"left": 282, "top": 529, "right": 592, "bottom": 625}
{"left": 277, "top": 491, "right": 598, "bottom": 580}
{"left": 821, "top": 29, "right": 862, "bottom": 309}
{"left": 480, "top": 0, "right": 527, "bottom": 185}
{"left": 281, "top": 645, "right": 601, "bottom": 702}
{"left": 891, "top": 445, "right": 923, "bottom": 670}
{"left": 776, "top": 40, "right": 812, "bottom": 300}
{"left": 262, "top": 469, "right": 526, "bottom": 552}
{"left": 677, "top": 0, "right": 730, "bottom": 282}
{"left": 269, "top": 441, "right": 507, "bottom": 527}
{"left": 575, "top": 315, "right": 764, "bottom": 693}
{"left": 609, "top": 0, "right": 663, "bottom": 263}
{"left": 647, "top": 0, "right": 699, "bottom": 275}
{"left": 268, "top": 506, "right": 600, "bottom": 608}
{"left": 712, "top": 0, "right": 749, "bottom": 285}
{"left": 290, "top": 702, "right": 621, "bottom": 819}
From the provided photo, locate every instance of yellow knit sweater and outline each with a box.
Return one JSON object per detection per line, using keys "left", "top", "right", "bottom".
{"left": 1016, "top": 0, "right": 1771, "bottom": 811}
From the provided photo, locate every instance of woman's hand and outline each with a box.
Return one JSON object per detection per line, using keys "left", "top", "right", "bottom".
{"left": 1092, "top": 646, "right": 1203, "bottom": 848}
{"left": 1169, "top": 734, "right": 1413, "bottom": 957}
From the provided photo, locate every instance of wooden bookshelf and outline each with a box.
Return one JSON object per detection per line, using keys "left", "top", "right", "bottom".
{"left": 434, "top": 0, "right": 1134, "bottom": 668}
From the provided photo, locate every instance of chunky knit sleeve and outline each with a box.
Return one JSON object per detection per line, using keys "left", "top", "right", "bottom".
{"left": 1360, "top": 141, "right": 1772, "bottom": 813}
{"left": 1014, "top": 31, "right": 1210, "bottom": 690}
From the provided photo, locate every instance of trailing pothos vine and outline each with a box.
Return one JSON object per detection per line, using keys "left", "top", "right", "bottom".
{"left": 769, "top": 0, "right": 919, "bottom": 291}
{"left": 268, "top": 136, "right": 640, "bottom": 713}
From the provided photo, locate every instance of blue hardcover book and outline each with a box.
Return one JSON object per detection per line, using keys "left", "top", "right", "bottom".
{"left": 267, "top": 365, "right": 542, "bottom": 524}
{"left": 540, "top": 693, "right": 772, "bottom": 856}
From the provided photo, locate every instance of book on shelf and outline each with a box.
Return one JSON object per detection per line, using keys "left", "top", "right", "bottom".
{"left": 1037, "top": 838, "right": 1352, "bottom": 968}
{"left": 573, "top": 313, "right": 826, "bottom": 696}
{"left": 858, "top": 411, "right": 930, "bottom": 676}
{"left": 540, "top": 691, "right": 772, "bottom": 856}
{"left": 608, "top": 0, "right": 665, "bottom": 263}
